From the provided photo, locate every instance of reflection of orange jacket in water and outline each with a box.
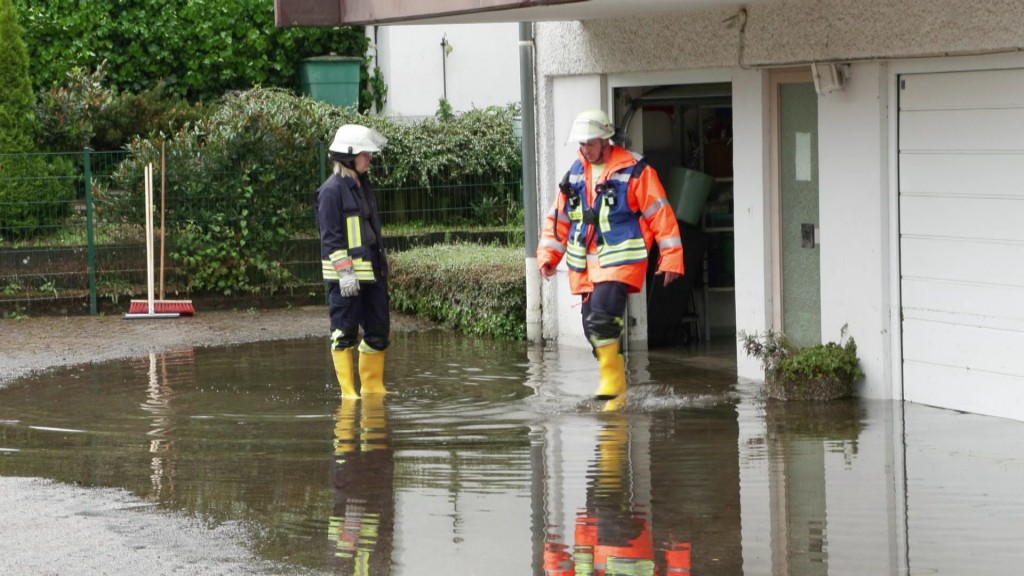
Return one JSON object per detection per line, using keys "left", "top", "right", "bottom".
{"left": 543, "top": 414, "right": 691, "bottom": 575}
{"left": 329, "top": 397, "right": 395, "bottom": 574}
{"left": 543, "top": 522, "right": 691, "bottom": 575}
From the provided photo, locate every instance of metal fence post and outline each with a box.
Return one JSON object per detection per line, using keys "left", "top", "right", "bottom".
{"left": 83, "top": 149, "right": 98, "bottom": 315}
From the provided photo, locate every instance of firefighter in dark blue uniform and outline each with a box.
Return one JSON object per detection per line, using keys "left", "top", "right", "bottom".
{"left": 316, "top": 124, "right": 390, "bottom": 400}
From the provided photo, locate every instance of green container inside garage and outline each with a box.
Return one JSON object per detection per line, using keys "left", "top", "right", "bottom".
{"left": 299, "top": 56, "right": 361, "bottom": 108}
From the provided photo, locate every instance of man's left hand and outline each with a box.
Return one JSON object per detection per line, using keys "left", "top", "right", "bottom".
{"left": 656, "top": 270, "right": 681, "bottom": 286}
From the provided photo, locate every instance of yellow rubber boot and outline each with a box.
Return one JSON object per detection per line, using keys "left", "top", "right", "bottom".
{"left": 334, "top": 400, "right": 358, "bottom": 455}
{"left": 359, "top": 394, "right": 389, "bottom": 451}
{"left": 358, "top": 344, "right": 388, "bottom": 395}
{"left": 602, "top": 394, "right": 628, "bottom": 412}
{"left": 597, "top": 415, "right": 628, "bottom": 490}
{"left": 332, "top": 348, "right": 360, "bottom": 400}
{"left": 593, "top": 341, "right": 627, "bottom": 400}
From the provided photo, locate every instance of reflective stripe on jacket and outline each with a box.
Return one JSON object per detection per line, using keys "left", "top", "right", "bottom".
{"left": 537, "top": 146, "right": 684, "bottom": 294}
{"left": 317, "top": 172, "right": 385, "bottom": 283}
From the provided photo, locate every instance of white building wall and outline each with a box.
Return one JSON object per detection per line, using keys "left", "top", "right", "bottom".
{"left": 817, "top": 62, "right": 892, "bottom": 399}
{"left": 531, "top": 0, "right": 1024, "bottom": 400}
{"left": 372, "top": 23, "right": 520, "bottom": 118}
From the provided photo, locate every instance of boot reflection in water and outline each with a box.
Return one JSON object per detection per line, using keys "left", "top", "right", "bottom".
{"left": 543, "top": 415, "right": 693, "bottom": 575}
{"left": 329, "top": 395, "right": 395, "bottom": 573}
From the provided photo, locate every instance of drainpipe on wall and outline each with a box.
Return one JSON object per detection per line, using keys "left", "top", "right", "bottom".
{"left": 520, "top": 22, "right": 542, "bottom": 343}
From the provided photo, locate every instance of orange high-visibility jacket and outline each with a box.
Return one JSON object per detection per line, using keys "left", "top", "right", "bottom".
{"left": 537, "top": 146, "right": 684, "bottom": 295}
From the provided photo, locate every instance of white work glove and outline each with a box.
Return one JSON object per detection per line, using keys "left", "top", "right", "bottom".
{"left": 337, "top": 267, "right": 360, "bottom": 297}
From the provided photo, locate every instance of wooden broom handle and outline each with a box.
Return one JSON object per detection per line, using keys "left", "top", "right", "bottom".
{"left": 159, "top": 141, "right": 167, "bottom": 301}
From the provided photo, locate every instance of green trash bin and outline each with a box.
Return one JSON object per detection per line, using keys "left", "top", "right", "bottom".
{"left": 299, "top": 56, "right": 361, "bottom": 108}
{"left": 664, "top": 167, "right": 714, "bottom": 226}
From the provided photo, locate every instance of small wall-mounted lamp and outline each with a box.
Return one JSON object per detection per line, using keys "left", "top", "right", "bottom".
{"left": 812, "top": 62, "right": 849, "bottom": 96}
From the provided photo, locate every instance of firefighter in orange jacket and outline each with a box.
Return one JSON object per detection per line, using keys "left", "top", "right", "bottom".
{"left": 538, "top": 109, "right": 684, "bottom": 400}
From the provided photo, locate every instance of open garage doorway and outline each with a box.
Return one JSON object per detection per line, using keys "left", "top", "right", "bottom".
{"left": 613, "top": 82, "right": 737, "bottom": 348}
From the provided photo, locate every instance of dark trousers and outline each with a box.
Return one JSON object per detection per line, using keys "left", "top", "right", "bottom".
{"left": 581, "top": 281, "right": 629, "bottom": 346}
{"left": 327, "top": 277, "right": 390, "bottom": 351}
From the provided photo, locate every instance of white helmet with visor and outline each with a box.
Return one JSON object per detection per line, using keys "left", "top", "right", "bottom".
{"left": 567, "top": 109, "right": 615, "bottom": 144}
{"left": 329, "top": 124, "right": 387, "bottom": 156}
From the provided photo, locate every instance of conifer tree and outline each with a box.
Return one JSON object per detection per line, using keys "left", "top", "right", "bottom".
{"left": 0, "top": 0, "right": 37, "bottom": 152}
{"left": 0, "top": 0, "right": 70, "bottom": 236}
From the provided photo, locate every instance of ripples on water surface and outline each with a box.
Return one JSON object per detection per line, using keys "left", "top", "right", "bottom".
{"left": 2, "top": 331, "right": 1024, "bottom": 574}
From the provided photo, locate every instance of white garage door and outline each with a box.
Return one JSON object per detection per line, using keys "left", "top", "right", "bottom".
{"left": 899, "top": 69, "right": 1024, "bottom": 420}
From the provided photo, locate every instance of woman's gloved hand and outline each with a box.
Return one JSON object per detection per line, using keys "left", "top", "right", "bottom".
{"left": 337, "top": 267, "right": 360, "bottom": 297}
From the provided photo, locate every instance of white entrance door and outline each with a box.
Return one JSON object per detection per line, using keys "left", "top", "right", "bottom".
{"left": 898, "top": 69, "right": 1024, "bottom": 420}
{"left": 771, "top": 69, "right": 821, "bottom": 349}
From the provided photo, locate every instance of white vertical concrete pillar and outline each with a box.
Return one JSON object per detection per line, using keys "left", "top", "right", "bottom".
{"left": 540, "top": 74, "right": 608, "bottom": 349}
{"left": 731, "top": 67, "right": 773, "bottom": 380}
{"left": 817, "top": 62, "right": 891, "bottom": 399}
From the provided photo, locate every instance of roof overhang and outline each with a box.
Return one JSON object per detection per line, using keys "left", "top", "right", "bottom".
{"left": 275, "top": 0, "right": 748, "bottom": 27}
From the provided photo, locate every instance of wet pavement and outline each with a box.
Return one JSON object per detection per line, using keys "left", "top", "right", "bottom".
{"left": 2, "top": 331, "right": 1024, "bottom": 575}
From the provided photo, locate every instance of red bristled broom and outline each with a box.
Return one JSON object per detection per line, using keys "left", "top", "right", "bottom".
{"left": 126, "top": 154, "right": 194, "bottom": 318}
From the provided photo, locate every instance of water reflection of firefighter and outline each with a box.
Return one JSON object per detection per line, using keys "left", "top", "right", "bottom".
{"left": 329, "top": 395, "right": 395, "bottom": 574}
{"left": 543, "top": 414, "right": 692, "bottom": 576}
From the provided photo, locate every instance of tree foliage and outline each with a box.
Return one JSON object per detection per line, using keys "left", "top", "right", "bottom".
{"left": 0, "top": 0, "right": 36, "bottom": 151}
{"left": 0, "top": 0, "right": 74, "bottom": 237}
{"left": 12, "top": 0, "right": 367, "bottom": 103}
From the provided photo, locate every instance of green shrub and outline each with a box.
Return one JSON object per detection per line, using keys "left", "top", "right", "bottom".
{"left": 0, "top": 154, "right": 76, "bottom": 237}
{"left": 13, "top": 0, "right": 369, "bottom": 104}
{"left": 389, "top": 242, "right": 526, "bottom": 340}
{"left": 91, "top": 83, "right": 206, "bottom": 152}
{"left": 172, "top": 207, "right": 295, "bottom": 296}
{"left": 106, "top": 88, "right": 347, "bottom": 226}
{"left": 101, "top": 88, "right": 521, "bottom": 296}
{"left": 34, "top": 63, "right": 112, "bottom": 153}
{"left": 741, "top": 325, "right": 864, "bottom": 401}
{"left": 36, "top": 61, "right": 209, "bottom": 153}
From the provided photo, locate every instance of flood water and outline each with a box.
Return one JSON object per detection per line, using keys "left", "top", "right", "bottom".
{"left": 2, "top": 330, "right": 1024, "bottom": 575}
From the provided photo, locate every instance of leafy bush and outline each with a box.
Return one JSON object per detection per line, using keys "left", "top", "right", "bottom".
{"left": 172, "top": 207, "right": 294, "bottom": 296}
{"left": 102, "top": 88, "right": 521, "bottom": 296}
{"left": 740, "top": 325, "right": 864, "bottom": 401}
{"left": 389, "top": 242, "right": 526, "bottom": 340}
{"left": 92, "top": 83, "right": 206, "bottom": 152}
{"left": 0, "top": 154, "right": 77, "bottom": 237}
{"left": 34, "top": 64, "right": 112, "bottom": 152}
{"left": 13, "top": 0, "right": 368, "bottom": 104}
{"left": 35, "top": 62, "right": 207, "bottom": 153}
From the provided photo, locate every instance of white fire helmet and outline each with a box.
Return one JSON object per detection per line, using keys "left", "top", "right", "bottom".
{"left": 566, "top": 109, "right": 615, "bottom": 144}
{"left": 329, "top": 124, "right": 387, "bottom": 155}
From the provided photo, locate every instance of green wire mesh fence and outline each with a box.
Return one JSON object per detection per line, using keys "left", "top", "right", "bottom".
{"left": 0, "top": 148, "right": 521, "bottom": 316}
